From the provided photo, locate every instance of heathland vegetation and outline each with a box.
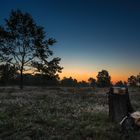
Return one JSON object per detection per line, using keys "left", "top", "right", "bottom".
{"left": 0, "top": 10, "right": 140, "bottom": 140}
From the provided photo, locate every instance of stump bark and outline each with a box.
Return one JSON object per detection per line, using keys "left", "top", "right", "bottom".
{"left": 108, "top": 87, "right": 134, "bottom": 123}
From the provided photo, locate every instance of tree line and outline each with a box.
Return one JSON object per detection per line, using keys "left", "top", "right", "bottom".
{"left": 0, "top": 64, "right": 139, "bottom": 88}
{"left": 0, "top": 65, "right": 112, "bottom": 87}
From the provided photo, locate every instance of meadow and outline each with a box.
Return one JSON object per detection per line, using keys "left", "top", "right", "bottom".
{"left": 0, "top": 87, "right": 140, "bottom": 140}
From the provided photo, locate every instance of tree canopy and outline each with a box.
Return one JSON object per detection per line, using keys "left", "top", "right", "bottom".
{"left": 88, "top": 77, "right": 96, "bottom": 87}
{"left": 128, "top": 74, "right": 140, "bottom": 87}
{"left": 0, "top": 10, "right": 62, "bottom": 89}
{"left": 96, "top": 70, "right": 111, "bottom": 87}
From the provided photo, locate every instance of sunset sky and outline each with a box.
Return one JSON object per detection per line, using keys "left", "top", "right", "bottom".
{"left": 0, "top": 0, "right": 140, "bottom": 82}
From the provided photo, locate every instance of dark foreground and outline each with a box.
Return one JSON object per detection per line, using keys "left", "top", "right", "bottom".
{"left": 0, "top": 87, "right": 140, "bottom": 140}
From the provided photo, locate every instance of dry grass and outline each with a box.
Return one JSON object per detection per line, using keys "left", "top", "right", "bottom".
{"left": 0, "top": 86, "right": 140, "bottom": 140}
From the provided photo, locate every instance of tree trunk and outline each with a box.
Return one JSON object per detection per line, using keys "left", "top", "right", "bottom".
{"left": 20, "top": 68, "right": 23, "bottom": 90}
{"left": 108, "top": 87, "right": 134, "bottom": 123}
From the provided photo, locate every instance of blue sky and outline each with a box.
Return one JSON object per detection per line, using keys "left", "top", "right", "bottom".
{"left": 0, "top": 0, "right": 140, "bottom": 81}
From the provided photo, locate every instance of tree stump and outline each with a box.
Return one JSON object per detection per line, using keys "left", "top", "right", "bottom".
{"left": 108, "top": 87, "right": 134, "bottom": 123}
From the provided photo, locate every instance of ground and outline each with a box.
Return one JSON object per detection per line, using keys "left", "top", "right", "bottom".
{"left": 0, "top": 86, "right": 140, "bottom": 140}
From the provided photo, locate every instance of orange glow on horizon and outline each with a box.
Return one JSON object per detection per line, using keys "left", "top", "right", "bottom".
{"left": 23, "top": 67, "right": 138, "bottom": 84}
{"left": 59, "top": 69, "right": 135, "bottom": 84}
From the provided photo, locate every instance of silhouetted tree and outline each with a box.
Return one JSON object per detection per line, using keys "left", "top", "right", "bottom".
{"left": 78, "top": 80, "right": 89, "bottom": 87}
{"left": 115, "top": 81, "right": 127, "bottom": 87}
{"left": 22, "top": 73, "right": 59, "bottom": 86}
{"left": 32, "top": 57, "right": 62, "bottom": 80}
{"left": 96, "top": 70, "right": 111, "bottom": 87}
{"left": 0, "top": 10, "right": 62, "bottom": 89}
{"left": 0, "top": 64, "right": 18, "bottom": 85}
{"left": 61, "top": 77, "right": 78, "bottom": 87}
{"left": 88, "top": 77, "right": 96, "bottom": 87}
{"left": 128, "top": 75, "right": 137, "bottom": 87}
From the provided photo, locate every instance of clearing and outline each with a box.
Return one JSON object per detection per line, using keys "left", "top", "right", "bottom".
{"left": 0, "top": 87, "right": 140, "bottom": 140}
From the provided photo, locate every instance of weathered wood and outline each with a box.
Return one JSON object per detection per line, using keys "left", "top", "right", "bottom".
{"left": 108, "top": 87, "right": 134, "bottom": 123}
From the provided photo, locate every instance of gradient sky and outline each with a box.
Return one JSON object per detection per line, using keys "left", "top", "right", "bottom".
{"left": 0, "top": 0, "right": 140, "bottom": 82}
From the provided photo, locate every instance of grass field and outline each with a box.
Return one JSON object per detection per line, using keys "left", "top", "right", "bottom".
{"left": 0, "top": 87, "right": 140, "bottom": 140}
